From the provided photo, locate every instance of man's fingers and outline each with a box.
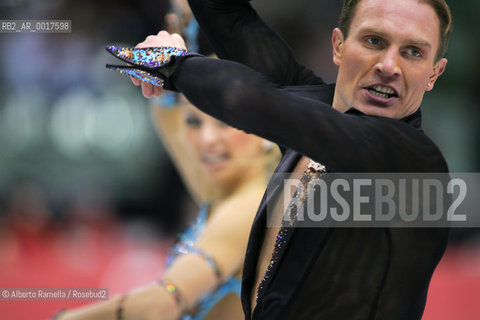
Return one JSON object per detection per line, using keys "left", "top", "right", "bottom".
{"left": 137, "top": 30, "right": 186, "bottom": 49}
{"left": 156, "top": 30, "right": 170, "bottom": 37}
{"left": 131, "top": 77, "right": 141, "bottom": 86}
{"left": 170, "top": 33, "right": 187, "bottom": 50}
{"left": 132, "top": 78, "right": 162, "bottom": 97}
{"left": 135, "top": 41, "right": 144, "bottom": 48}
{"left": 152, "top": 86, "right": 163, "bottom": 97}
{"left": 129, "top": 30, "right": 185, "bottom": 96}
{"left": 141, "top": 82, "right": 154, "bottom": 98}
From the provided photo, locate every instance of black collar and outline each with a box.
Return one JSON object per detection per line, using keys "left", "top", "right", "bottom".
{"left": 283, "top": 83, "right": 423, "bottom": 130}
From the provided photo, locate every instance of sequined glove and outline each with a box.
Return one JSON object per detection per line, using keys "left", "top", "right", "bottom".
{"left": 106, "top": 45, "right": 187, "bottom": 89}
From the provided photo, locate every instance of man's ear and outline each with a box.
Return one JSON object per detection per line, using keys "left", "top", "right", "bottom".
{"left": 426, "top": 58, "right": 447, "bottom": 91}
{"left": 332, "top": 28, "right": 345, "bottom": 66}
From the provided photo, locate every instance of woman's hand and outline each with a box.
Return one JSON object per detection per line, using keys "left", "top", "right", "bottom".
{"left": 132, "top": 30, "right": 187, "bottom": 98}
{"left": 55, "top": 282, "right": 181, "bottom": 320}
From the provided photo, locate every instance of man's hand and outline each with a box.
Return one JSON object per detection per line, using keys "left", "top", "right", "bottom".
{"left": 132, "top": 30, "right": 187, "bottom": 98}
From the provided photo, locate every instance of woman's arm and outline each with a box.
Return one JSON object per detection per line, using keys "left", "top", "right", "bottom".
{"left": 57, "top": 287, "right": 180, "bottom": 320}
{"left": 150, "top": 103, "right": 212, "bottom": 204}
{"left": 162, "top": 184, "right": 265, "bottom": 305}
{"left": 57, "top": 181, "right": 265, "bottom": 320}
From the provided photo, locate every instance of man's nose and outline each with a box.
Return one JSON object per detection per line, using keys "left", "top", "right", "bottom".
{"left": 375, "top": 47, "right": 401, "bottom": 79}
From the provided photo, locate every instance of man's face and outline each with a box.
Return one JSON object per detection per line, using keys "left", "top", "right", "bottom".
{"left": 332, "top": 0, "right": 447, "bottom": 119}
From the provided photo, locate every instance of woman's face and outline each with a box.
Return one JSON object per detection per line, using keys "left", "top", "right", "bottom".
{"left": 182, "top": 103, "right": 265, "bottom": 188}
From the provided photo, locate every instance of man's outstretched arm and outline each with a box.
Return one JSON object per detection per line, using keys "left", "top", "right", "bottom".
{"left": 130, "top": 32, "right": 447, "bottom": 173}
{"left": 188, "top": 0, "right": 324, "bottom": 87}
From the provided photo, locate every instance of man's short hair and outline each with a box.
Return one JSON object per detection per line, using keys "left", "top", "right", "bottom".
{"left": 339, "top": 0, "right": 452, "bottom": 62}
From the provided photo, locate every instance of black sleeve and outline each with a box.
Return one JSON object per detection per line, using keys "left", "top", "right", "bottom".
{"left": 171, "top": 55, "right": 448, "bottom": 173}
{"left": 188, "top": 0, "right": 324, "bottom": 87}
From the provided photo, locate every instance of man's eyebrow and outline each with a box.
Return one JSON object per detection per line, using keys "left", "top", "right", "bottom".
{"left": 359, "top": 27, "right": 388, "bottom": 37}
{"left": 359, "top": 27, "right": 432, "bottom": 48}
{"left": 408, "top": 40, "right": 431, "bottom": 48}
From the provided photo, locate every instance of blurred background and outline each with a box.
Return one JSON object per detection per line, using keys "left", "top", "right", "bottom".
{"left": 0, "top": 0, "right": 478, "bottom": 319}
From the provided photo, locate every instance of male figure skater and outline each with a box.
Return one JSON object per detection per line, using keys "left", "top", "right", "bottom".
{"left": 129, "top": 0, "right": 452, "bottom": 318}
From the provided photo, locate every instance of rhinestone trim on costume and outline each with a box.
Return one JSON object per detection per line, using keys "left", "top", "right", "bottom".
{"left": 105, "top": 46, "right": 187, "bottom": 87}
{"left": 106, "top": 46, "right": 187, "bottom": 68}
{"left": 256, "top": 158, "right": 326, "bottom": 302}
{"left": 107, "top": 67, "right": 166, "bottom": 87}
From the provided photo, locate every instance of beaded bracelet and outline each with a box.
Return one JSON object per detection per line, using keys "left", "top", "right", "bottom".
{"left": 157, "top": 279, "right": 187, "bottom": 312}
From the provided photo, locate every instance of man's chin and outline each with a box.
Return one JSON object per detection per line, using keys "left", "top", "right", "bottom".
{"left": 354, "top": 103, "right": 398, "bottom": 119}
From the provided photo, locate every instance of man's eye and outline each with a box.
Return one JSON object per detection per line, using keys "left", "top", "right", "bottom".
{"left": 185, "top": 116, "right": 201, "bottom": 128}
{"left": 407, "top": 48, "right": 422, "bottom": 58}
{"left": 366, "top": 37, "right": 381, "bottom": 46}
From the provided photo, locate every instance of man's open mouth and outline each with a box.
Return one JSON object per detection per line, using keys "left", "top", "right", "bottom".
{"left": 366, "top": 85, "right": 398, "bottom": 99}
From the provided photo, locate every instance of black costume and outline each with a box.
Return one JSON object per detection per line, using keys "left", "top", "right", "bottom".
{"left": 159, "top": 1, "right": 450, "bottom": 319}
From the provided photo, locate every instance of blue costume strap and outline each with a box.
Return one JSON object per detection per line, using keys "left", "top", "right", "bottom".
{"left": 166, "top": 203, "right": 241, "bottom": 319}
{"left": 182, "top": 277, "right": 242, "bottom": 320}
{"left": 172, "top": 203, "right": 221, "bottom": 279}
{"left": 151, "top": 91, "right": 179, "bottom": 109}
{"left": 166, "top": 203, "right": 209, "bottom": 266}
{"left": 180, "top": 246, "right": 222, "bottom": 281}
{"left": 185, "top": 18, "right": 199, "bottom": 53}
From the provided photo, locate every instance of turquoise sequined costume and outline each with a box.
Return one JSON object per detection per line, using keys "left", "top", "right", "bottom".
{"left": 166, "top": 203, "right": 241, "bottom": 320}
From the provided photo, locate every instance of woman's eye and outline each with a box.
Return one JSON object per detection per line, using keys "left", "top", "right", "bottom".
{"left": 185, "top": 116, "right": 201, "bottom": 128}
